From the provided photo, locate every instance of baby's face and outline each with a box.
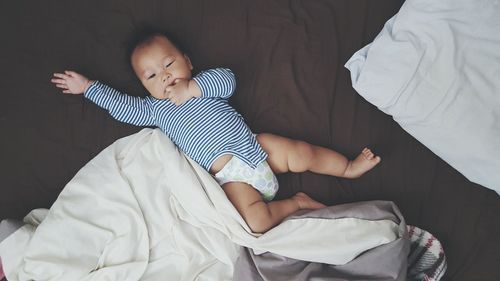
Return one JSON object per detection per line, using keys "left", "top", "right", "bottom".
{"left": 131, "top": 35, "right": 193, "bottom": 99}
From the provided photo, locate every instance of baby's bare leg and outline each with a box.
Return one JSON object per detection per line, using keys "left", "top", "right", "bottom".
{"left": 223, "top": 182, "right": 325, "bottom": 233}
{"left": 257, "top": 133, "right": 380, "bottom": 178}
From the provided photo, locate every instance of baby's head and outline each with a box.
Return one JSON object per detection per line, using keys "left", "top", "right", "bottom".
{"left": 129, "top": 30, "right": 193, "bottom": 99}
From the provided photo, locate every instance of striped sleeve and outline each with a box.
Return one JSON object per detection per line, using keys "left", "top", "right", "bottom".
{"left": 84, "top": 81, "right": 155, "bottom": 126}
{"left": 192, "top": 68, "right": 236, "bottom": 99}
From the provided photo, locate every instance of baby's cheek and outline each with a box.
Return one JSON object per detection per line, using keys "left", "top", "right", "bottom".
{"left": 153, "top": 85, "right": 163, "bottom": 96}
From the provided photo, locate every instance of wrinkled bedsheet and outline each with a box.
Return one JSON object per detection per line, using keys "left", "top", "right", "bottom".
{"left": 0, "top": 129, "right": 405, "bottom": 281}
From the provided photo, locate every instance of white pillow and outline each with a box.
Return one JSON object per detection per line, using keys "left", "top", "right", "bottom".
{"left": 345, "top": 0, "right": 500, "bottom": 194}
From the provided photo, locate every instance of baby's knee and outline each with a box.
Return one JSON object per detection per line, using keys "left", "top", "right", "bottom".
{"left": 245, "top": 201, "right": 274, "bottom": 233}
{"left": 295, "top": 140, "right": 314, "bottom": 156}
{"left": 289, "top": 140, "right": 314, "bottom": 172}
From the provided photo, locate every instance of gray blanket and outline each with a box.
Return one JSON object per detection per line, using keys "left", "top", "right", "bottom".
{"left": 235, "top": 201, "right": 409, "bottom": 281}
{"left": 234, "top": 201, "right": 447, "bottom": 281}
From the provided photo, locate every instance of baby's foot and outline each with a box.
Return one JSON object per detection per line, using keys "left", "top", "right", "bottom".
{"left": 292, "top": 192, "right": 326, "bottom": 210}
{"left": 344, "top": 148, "right": 381, "bottom": 179}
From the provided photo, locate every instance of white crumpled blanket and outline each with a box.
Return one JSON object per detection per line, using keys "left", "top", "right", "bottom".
{"left": 345, "top": 0, "right": 500, "bottom": 193}
{"left": 0, "top": 128, "right": 399, "bottom": 281}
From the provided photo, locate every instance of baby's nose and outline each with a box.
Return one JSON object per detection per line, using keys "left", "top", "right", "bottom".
{"left": 162, "top": 73, "right": 171, "bottom": 82}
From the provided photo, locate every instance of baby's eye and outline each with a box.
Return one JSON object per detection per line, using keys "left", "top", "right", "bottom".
{"left": 165, "top": 61, "right": 173, "bottom": 68}
{"left": 147, "top": 74, "right": 156, "bottom": 80}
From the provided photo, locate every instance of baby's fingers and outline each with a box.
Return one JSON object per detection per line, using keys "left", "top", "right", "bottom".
{"left": 54, "top": 83, "right": 67, "bottom": 89}
{"left": 51, "top": 78, "right": 66, "bottom": 84}
{"left": 53, "top": 73, "right": 70, "bottom": 79}
{"left": 65, "top": 70, "right": 79, "bottom": 77}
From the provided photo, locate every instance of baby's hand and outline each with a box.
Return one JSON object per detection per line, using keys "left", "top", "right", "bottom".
{"left": 165, "top": 79, "right": 200, "bottom": 106}
{"left": 51, "top": 70, "right": 93, "bottom": 94}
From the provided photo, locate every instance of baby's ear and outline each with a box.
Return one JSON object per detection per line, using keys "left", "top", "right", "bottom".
{"left": 184, "top": 54, "right": 193, "bottom": 70}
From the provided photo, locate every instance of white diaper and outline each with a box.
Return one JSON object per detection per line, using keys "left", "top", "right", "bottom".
{"left": 214, "top": 156, "right": 279, "bottom": 201}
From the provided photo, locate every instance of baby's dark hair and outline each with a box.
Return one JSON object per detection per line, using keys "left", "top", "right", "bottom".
{"left": 126, "top": 26, "right": 186, "bottom": 61}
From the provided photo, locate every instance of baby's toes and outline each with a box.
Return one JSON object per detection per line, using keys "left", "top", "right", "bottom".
{"left": 363, "top": 149, "right": 374, "bottom": 159}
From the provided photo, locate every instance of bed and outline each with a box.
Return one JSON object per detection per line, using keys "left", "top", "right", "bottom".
{"left": 0, "top": 0, "right": 498, "bottom": 280}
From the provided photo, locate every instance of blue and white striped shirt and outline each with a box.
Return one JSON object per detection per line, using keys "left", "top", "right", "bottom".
{"left": 84, "top": 68, "right": 267, "bottom": 171}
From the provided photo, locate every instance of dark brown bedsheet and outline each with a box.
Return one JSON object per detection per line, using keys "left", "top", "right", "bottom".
{"left": 0, "top": 0, "right": 498, "bottom": 280}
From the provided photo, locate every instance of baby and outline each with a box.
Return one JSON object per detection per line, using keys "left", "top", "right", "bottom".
{"left": 51, "top": 31, "right": 381, "bottom": 233}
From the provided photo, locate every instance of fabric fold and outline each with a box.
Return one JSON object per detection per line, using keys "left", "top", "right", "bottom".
{"left": 0, "top": 129, "right": 404, "bottom": 281}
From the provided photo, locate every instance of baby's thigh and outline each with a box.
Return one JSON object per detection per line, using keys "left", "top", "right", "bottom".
{"left": 256, "top": 133, "right": 314, "bottom": 173}
{"left": 256, "top": 133, "right": 294, "bottom": 173}
{"left": 222, "top": 181, "right": 264, "bottom": 218}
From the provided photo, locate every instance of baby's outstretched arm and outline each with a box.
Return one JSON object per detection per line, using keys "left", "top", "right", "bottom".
{"left": 51, "top": 70, "right": 93, "bottom": 95}
{"left": 51, "top": 70, "right": 155, "bottom": 127}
